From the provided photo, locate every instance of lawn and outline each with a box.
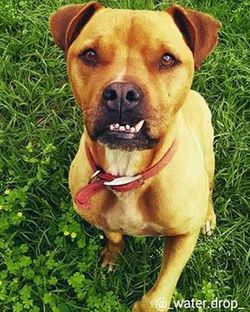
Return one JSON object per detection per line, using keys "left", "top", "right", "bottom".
{"left": 0, "top": 0, "right": 249, "bottom": 311}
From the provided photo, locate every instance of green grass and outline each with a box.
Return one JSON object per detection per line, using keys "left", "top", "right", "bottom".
{"left": 0, "top": 0, "right": 249, "bottom": 311}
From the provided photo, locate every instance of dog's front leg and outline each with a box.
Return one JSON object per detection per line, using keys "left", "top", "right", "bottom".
{"left": 133, "top": 230, "right": 200, "bottom": 312}
{"left": 100, "top": 231, "right": 124, "bottom": 271}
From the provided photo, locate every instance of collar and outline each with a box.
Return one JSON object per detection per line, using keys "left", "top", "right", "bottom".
{"left": 74, "top": 140, "right": 177, "bottom": 209}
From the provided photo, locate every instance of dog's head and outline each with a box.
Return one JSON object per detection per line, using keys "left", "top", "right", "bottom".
{"left": 50, "top": 2, "right": 220, "bottom": 151}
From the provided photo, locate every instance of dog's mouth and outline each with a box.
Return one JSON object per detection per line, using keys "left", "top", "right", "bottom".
{"left": 91, "top": 118, "right": 159, "bottom": 151}
{"left": 107, "top": 120, "right": 145, "bottom": 139}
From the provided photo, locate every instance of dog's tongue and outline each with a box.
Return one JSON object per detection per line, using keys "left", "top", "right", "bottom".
{"left": 109, "top": 120, "right": 144, "bottom": 134}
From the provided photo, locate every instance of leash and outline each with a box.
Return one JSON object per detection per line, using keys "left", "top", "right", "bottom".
{"left": 74, "top": 140, "right": 177, "bottom": 209}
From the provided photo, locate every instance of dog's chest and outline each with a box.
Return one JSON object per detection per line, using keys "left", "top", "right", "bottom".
{"left": 104, "top": 148, "right": 142, "bottom": 233}
{"left": 105, "top": 192, "right": 144, "bottom": 235}
{"left": 104, "top": 190, "right": 166, "bottom": 236}
{"left": 103, "top": 148, "right": 165, "bottom": 235}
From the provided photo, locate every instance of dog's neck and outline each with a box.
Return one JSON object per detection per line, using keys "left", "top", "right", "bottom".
{"left": 104, "top": 148, "right": 143, "bottom": 176}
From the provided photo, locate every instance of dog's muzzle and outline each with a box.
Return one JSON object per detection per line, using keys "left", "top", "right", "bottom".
{"left": 89, "top": 81, "right": 159, "bottom": 151}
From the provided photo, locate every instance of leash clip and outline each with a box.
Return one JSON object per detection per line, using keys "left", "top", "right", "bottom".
{"left": 89, "top": 170, "right": 101, "bottom": 183}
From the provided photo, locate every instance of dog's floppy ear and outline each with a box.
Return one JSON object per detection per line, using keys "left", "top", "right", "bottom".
{"left": 167, "top": 4, "right": 221, "bottom": 70}
{"left": 49, "top": 1, "right": 103, "bottom": 52}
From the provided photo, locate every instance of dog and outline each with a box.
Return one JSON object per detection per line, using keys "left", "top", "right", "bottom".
{"left": 49, "top": 2, "right": 220, "bottom": 311}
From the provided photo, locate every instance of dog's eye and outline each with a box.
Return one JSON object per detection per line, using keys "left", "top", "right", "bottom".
{"left": 79, "top": 49, "right": 98, "bottom": 65}
{"left": 159, "top": 54, "right": 176, "bottom": 69}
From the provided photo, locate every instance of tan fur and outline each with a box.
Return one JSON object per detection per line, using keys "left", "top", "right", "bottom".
{"left": 50, "top": 2, "right": 220, "bottom": 311}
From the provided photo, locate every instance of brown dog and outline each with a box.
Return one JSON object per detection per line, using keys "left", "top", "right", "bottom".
{"left": 50, "top": 2, "right": 220, "bottom": 311}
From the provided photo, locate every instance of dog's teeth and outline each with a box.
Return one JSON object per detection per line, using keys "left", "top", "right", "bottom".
{"left": 110, "top": 122, "right": 142, "bottom": 133}
{"left": 135, "top": 120, "right": 144, "bottom": 133}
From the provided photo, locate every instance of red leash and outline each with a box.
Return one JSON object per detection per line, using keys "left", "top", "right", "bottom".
{"left": 74, "top": 140, "right": 177, "bottom": 209}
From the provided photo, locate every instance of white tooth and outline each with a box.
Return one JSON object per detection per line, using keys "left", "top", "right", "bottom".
{"left": 130, "top": 127, "right": 136, "bottom": 133}
{"left": 119, "top": 126, "right": 125, "bottom": 131}
{"left": 125, "top": 125, "right": 130, "bottom": 130}
{"left": 110, "top": 125, "right": 115, "bottom": 131}
{"left": 135, "top": 120, "right": 144, "bottom": 133}
{"left": 115, "top": 123, "right": 120, "bottom": 129}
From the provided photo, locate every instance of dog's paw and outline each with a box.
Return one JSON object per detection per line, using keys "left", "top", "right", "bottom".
{"left": 202, "top": 212, "right": 216, "bottom": 237}
{"left": 100, "top": 247, "right": 119, "bottom": 272}
{"left": 133, "top": 300, "right": 151, "bottom": 312}
{"left": 132, "top": 296, "right": 169, "bottom": 312}
{"left": 132, "top": 301, "right": 144, "bottom": 312}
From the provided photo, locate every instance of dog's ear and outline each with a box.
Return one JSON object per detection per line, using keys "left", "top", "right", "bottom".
{"left": 49, "top": 1, "right": 103, "bottom": 52}
{"left": 167, "top": 4, "right": 221, "bottom": 70}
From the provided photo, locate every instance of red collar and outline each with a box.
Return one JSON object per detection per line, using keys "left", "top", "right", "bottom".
{"left": 74, "top": 140, "right": 177, "bottom": 209}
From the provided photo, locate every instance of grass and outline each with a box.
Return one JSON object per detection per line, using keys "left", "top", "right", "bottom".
{"left": 0, "top": 0, "right": 249, "bottom": 311}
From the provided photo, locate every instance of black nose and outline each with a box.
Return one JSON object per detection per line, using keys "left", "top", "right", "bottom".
{"left": 102, "top": 82, "right": 143, "bottom": 113}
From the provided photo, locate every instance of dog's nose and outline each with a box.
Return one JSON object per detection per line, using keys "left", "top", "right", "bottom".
{"left": 102, "top": 82, "right": 143, "bottom": 112}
